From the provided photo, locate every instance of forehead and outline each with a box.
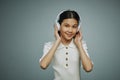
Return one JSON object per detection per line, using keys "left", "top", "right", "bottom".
{"left": 62, "top": 18, "right": 78, "bottom": 24}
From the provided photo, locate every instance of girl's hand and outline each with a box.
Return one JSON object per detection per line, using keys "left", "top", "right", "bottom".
{"left": 54, "top": 24, "right": 61, "bottom": 41}
{"left": 74, "top": 30, "right": 83, "bottom": 46}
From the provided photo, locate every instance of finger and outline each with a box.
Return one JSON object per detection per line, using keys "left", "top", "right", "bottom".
{"left": 54, "top": 24, "right": 57, "bottom": 36}
{"left": 79, "top": 26, "right": 82, "bottom": 31}
{"left": 79, "top": 30, "right": 83, "bottom": 39}
{"left": 54, "top": 24, "right": 60, "bottom": 36}
{"left": 54, "top": 24, "right": 59, "bottom": 32}
{"left": 79, "top": 30, "right": 82, "bottom": 35}
{"left": 78, "top": 27, "right": 82, "bottom": 35}
{"left": 54, "top": 25, "right": 58, "bottom": 36}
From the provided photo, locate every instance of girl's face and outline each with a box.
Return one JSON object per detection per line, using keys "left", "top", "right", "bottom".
{"left": 60, "top": 18, "right": 78, "bottom": 41}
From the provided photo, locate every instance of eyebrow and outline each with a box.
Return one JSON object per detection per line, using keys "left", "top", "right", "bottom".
{"left": 64, "top": 23, "right": 78, "bottom": 25}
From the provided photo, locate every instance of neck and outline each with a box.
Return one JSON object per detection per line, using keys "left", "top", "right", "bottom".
{"left": 61, "top": 37, "right": 72, "bottom": 46}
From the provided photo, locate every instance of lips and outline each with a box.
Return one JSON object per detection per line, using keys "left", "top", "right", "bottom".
{"left": 66, "top": 33, "right": 73, "bottom": 37}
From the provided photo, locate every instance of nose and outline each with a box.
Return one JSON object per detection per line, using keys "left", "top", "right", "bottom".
{"left": 68, "top": 27, "right": 73, "bottom": 32}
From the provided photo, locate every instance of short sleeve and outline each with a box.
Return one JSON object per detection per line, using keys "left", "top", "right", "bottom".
{"left": 82, "top": 40, "right": 90, "bottom": 57}
{"left": 39, "top": 42, "right": 53, "bottom": 63}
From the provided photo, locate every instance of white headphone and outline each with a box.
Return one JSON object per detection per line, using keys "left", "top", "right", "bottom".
{"left": 55, "top": 10, "right": 81, "bottom": 31}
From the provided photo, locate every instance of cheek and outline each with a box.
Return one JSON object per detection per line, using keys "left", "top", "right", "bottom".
{"left": 60, "top": 26, "right": 67, "bottom": 32}
{"left": 73, "top": 29, "right": 78, "bottom": 34}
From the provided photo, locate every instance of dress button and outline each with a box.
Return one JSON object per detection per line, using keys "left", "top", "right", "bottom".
{"left": 66, "top": 58, "right": 68, "bottom": 61}
{"left": 66, "top": 64, "right": 68, "bottom": 67}
{"left": 66, "top": 47, "right": 68, "bottom": 49}
{"left": 66, "top": 52, "right": 68, "bottom": 55}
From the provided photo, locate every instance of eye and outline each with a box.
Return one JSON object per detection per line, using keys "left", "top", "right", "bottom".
{"left": 72, "top": 25, "right": 78, "bottom": 28}
{"left": 65, "top": 24, "right": 69, "bottom": 27}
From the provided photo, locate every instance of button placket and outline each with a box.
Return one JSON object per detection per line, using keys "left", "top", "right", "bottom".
{"left": 65, "top": 46, "right": 69, "bottom": 68}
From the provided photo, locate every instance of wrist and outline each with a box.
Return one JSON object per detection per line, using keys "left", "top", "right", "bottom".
{"left": 55, "top": 39, "right": 61, "bottom": 45}
{"left": 76, "top": 41, "right": 82, "bottom": 49}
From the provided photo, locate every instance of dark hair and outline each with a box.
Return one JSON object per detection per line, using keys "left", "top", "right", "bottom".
{"left": 58, "top": 10, "right": 80, "bottom": 25}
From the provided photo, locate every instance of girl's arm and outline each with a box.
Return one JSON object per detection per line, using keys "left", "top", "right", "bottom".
{"left": 40, "top": 25, "right": 61, "bottom": 69}
{"left": 40, "top": 39, "right": 61, "bottom": 69}
{"left": 77, "top": 41, "right": 93, "bottom": 72}
{"left": 74, "top": 31, "right": 93, "bottom": 72}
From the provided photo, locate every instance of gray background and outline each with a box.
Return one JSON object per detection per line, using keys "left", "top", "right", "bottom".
{"left": 0, "top": 0, "right": 120, "bottom": 80}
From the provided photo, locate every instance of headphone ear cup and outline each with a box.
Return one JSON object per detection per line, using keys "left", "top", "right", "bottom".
{"left": 56, "top": 22, "right": 60, "bottom": 30}
{"left": 78, "top": 25, "right": 80, "bottom": 29}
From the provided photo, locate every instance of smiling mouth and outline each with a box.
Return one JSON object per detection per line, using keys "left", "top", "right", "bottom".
{"left": 66, "top": 33, "right": 73, "bottom": 37}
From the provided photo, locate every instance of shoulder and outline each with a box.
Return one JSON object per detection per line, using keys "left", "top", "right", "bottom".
{"left": 44, "top": 41, "right": 53, "bottom": 46}
{"left": 82, "top": 40, "right": 86, "bottom": 44}
{"left": 44, "top": 41, "right": 54, "bottom": 49}
{"left": 43, "top": 41, "right": 54, "bottom": 54}
{"left": 82, "top": 40, "right": 88, "bottom": 45}
{"left": 82, "top": 40, "right": 88, "bottom": 49}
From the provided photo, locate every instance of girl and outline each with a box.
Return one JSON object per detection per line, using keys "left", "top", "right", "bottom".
{"left": 39, "top": 10, "right": 93, "bottom": 80}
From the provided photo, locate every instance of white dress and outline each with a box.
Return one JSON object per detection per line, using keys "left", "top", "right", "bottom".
{"left": 39, "top": 40, "right": 89, "bottom": 80}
